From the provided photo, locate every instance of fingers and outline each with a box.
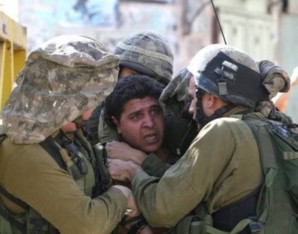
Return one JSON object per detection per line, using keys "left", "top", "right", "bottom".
{"left": 108, "top": 159, "right": 130, "bottom": 181}
{"left": 108, "top": 159, "right": 142, "bottom": 182}
{"left": 106, "top": 141, "right": 145, "bottom": 163}
{"left": 106, "top": 141, "right": 130, "bottom": 159}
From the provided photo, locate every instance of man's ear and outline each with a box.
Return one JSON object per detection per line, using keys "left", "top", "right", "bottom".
{"left": 205, "top": 93, "right": 216, "bottom": 109}
{"left": 111, "top": 116, "right": 121, "bottom": 134}
{"left": 208, "top": 94, "right": 227, "bottom": 110}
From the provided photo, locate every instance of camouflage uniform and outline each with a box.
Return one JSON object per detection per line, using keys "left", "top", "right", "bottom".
{"left": 0, "top": 35, "right": 128, "bottom": 234}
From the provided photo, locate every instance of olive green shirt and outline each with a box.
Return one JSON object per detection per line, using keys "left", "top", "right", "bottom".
{"left": 132, "top": 107, "right": 262, "bottom": 228}
{"left": 0, "top": 139, "right": 127, "bottom": 234}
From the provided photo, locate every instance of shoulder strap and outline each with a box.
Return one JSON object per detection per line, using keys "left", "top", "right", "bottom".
{"left": 39, "top": 134, "right": 66, "bottom": 170}
{"left": 0, "top": 186, "right": 27, "bottom": 233}
{"left": 242, "top": 116, "right": 279, "bottom": 226}
{"left": 0, "top": 205, "right": 26, "bottom": 233}
{"left": 0, "top": 133, "right": 7, "bottom": 144}
{"left": 0, "top": 137, "right": 62, "bottom": 234}
{"left": 245, "top": 118, "right": 278, "bottom": 174}
{"left": 0, "top": 187, "right": 28, "bottom": 210}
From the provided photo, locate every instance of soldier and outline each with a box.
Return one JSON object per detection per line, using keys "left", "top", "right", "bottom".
{"left": 0, "top": 35, "right": 138, "bottom": 234}
{"left": 107, "top": 44, "right": 293, "bottom": 234}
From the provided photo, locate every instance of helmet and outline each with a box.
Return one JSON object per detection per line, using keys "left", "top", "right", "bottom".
{"left": 114, "top": 31, "right": 174, "bottom": 85}
{"left": 159, "top": 68, "right": 193, "bottom": 117}
{"left": 187, "top": 44, "right": 269, "bottom": 108}
{"left": 3, "top": 35, "right": 119, "bottom": 144}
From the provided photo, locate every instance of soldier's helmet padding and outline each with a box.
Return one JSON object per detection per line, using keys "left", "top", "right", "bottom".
{"left": 187, "top": 44, "right": 270, "bottom": 108}
{"left": 114, "top": 31, "right": 174, "bottom": 85}
{"left": 2, "top": 35, "right": 119, "bottom": 144}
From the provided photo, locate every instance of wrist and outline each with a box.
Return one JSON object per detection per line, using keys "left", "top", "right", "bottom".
{"left": 133, "top": 152, "right": 148, "bottom": 165}
{"left": 128, "top": 164, "right": 142, "bottom": 182}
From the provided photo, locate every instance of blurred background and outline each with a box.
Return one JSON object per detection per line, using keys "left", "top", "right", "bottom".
{"left": 0, "top": 0, "right": 297, "bottom": 121}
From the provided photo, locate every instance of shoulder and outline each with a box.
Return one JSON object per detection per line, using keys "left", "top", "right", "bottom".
{"left": 1, "top": 138, "right": 46, "bottom": 157}
{"left": 190, "top": 116, "right": 254, "bottom": 150}
{"left": 0, "top": 139, "right": 61, "bottom": 193}
{"left": 202, "top": 116, "right": 250, "bottom": 136}
{"left": 0, "top": 138, "right": 60, "bottom": 173}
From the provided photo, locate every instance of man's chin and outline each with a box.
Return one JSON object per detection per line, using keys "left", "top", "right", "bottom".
{"left": 142, "top": 144, "right": 161, "bottom": 154}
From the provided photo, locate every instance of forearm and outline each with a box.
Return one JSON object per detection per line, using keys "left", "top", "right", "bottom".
{"left": 131, "top": 170, "right": 189, "bottom": 228}
{"left": 19, "top": 178, "right": 128, "bottom": 234}
{"left": 52, "top": 188, "right": 127, "bottom": 234}
{"left": 5, "top": 147, "right": 128, "bottom": 234}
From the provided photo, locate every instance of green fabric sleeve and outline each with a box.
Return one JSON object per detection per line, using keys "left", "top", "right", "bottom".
{"left": 0, "top": 141, "right": 127, "bottom": 234}
{"left": 142, "top": 153, "right": 171, "bottom": 177}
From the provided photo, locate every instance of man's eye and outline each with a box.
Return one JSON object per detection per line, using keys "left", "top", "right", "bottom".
{"left": 130, "top": 113, "right": 142, "bottom": 120}
{"left": 151, "top": 108, "right": 162, "bottom": 116}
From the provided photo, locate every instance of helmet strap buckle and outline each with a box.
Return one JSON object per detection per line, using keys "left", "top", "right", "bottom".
{"left": 218, "top": 66, "right": 228, "bottom": 95}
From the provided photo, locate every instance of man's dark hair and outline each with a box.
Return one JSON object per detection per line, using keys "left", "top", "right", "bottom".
{"left": 105, "top": 75, "right": 164, "bottom": 129}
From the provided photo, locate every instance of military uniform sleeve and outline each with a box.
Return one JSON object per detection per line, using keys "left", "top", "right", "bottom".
{"left": 1, "top": 142, "right": 127, "bottom": 234}
{"left": 132, "top": 118, "right": 261, "bottom": 228}
{"left": 98, "top": 107, "right": 120, "bottom": 144}
{"left": 142, "top": 153, "right": 171, "bottom": 177}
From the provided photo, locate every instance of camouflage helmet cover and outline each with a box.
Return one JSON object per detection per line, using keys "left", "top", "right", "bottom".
{"left": 114, "top": 31, "right": 174, "bottom": 85}
{"left": 187, "top": 44, "right": 269, "bottom": 108}
{"left": 2, "top": 35, "right": 119, "bottom": 144}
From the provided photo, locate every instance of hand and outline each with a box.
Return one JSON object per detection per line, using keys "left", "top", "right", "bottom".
{"left": 108, "top": 159, "right": 142, "bottom": 182}
{"left": 113, "top": 185, "right": 140, "bottom": 219}
{"left": 106, "top": 141, "right": 147, "bottom": 165}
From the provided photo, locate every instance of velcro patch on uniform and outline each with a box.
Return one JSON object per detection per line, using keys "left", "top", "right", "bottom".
{"left": 283, "top": 152, "right": 298, "bottom": 160}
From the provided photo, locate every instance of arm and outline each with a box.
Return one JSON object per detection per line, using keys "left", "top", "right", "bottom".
{"left": 2, "top": 143, "right": 133, "bottom": 234}
{"left": 131, "top": 119, "right": 261, "bottom": 228}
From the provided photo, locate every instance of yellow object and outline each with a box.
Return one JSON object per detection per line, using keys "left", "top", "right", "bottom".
{"left": 0, "top": 11, "right": 27, "bottom": 108}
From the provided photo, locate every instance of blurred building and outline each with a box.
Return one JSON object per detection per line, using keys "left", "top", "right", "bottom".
{"left": 0, "top": 0, "right": 19, "bottom": 21}
{"left": 2, "top": 0, "right": 297, "bottom": 120}
{"left": 17, "top": 0, "right": 298, "bottom": 73}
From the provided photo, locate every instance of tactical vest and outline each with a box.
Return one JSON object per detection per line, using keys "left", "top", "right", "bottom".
{"left": 0, "top": 128, "right": 110, "bottom": 234}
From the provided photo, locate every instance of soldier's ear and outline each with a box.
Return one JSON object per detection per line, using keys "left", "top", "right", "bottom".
{"left": 205, "top": 93, "right": 216, "bottom": 109}
{"left": 111, "top": 116, "right": 121, "bottom": 134}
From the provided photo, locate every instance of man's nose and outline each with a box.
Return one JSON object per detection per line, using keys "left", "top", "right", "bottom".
{"left": 143, "top": 115, "right": 155, "bottom": 128}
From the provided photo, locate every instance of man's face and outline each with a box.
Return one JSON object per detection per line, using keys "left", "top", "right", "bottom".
{"left": 61, "top": 108, "right": 95, "bottom": 133}
{"left": 119, "top": 67, "right": 139, "bottom": 79}
{"left": 112, "top": 96, "right": 164, "bottom": 153}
